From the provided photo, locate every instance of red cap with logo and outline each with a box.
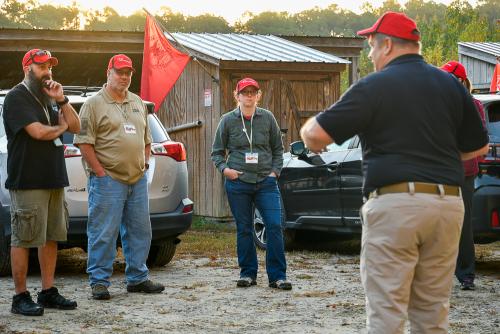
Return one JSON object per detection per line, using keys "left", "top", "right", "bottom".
{"left": 236, "top": 78, "right": 259, "bottom": 92}
{"left": 357, "top": 11, "right": 420, "bottom": 41}
{"left": 22, "top": 49, "right": 58, "bottom": 67}
{"left": 107, "top": 54, "right": 135, "bottom": 72}
{"left": 441, "top": 61, "right": 467, "bottom": 81}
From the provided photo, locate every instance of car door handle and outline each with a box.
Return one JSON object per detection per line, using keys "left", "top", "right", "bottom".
{"left": 326, "top": 162, "right": 338, "bottom": 172}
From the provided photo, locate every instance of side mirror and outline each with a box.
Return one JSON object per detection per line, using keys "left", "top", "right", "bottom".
{"left": 290, "top": 141, "right": 308, "bottom": 156}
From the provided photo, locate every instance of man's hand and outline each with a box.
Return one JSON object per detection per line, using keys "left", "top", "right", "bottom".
{"left": 42, "top": 79, "right": 64, "bottom": 102}
{"left": 223, "top": 168, "right": 243, "bottom": 180}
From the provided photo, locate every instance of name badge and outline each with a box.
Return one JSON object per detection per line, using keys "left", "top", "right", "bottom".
{"left": 53, "top": 138, "right": 63, "bottom": 147}
{"left": 124, "top": 123, "right": 137, "bottom": 135}
{"left": 245, "top": 152, "right": 258, "bottom": 164}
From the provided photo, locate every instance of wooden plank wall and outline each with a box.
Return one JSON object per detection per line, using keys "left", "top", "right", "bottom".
{"left": 158, "top": 64, "right": 342, "bottom": 219}
{"left": 157, "top": 60, "right": 222, "bottom": 218}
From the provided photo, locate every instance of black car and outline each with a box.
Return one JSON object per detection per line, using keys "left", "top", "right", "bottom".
{"left": 253, "top": 93, "right": 500, "bottom": 249}
{"left": 253, "top": 137, "right": 363, "bottom": 249}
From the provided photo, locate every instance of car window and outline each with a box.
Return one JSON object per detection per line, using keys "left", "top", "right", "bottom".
{"left": 326, "top": 139, "right": 351, "bottom": 152}
{"left": 148, "top": 114, "right": 170, "bottom": 143}
{"left": 486, "top": 101, "right": 500, "bottom": 137}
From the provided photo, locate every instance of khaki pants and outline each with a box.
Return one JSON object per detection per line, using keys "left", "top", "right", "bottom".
{"left": 360, "top": 192, "right": 463, "bottom": 334}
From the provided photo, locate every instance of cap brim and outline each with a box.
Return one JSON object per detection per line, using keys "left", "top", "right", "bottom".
{"left": 356, "top": 27, "right": 376, "bottom": 37}
{"left": 237, "top": 83, "right": 259, "bottom": 92}
{"left": 113, "top": 65, "right": 136, "bottom": 72}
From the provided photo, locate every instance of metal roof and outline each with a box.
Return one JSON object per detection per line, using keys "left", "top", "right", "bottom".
{"left": 169, "top": 33, "right": 350, "bottom": 64}
{"left": 458, "top": 42, "right": 500, "bottom": 57}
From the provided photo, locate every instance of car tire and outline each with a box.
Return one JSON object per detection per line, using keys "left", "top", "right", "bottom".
{"left": 0, "top": 232, "right": 11, "bottom": 276}
{"left": 253, "top": 202, "right": 295, "bottom": 251}
{"left": 147, "top": 238, "right": 179, "bottom": 267}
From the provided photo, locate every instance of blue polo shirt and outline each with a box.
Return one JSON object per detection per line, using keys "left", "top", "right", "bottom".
{"left": 316, "top": 54, "right": 488, "bottom": 196}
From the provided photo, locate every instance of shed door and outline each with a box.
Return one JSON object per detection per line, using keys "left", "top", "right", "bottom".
{"left": 228, "top": 74, "right": 339, "bottom": 150}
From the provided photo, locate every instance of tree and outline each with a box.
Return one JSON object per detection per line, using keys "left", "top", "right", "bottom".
{"left": 184, "top": 14, "right": 232, "bottom": 33}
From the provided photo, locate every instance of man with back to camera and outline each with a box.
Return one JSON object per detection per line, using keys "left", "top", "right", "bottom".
{"left": 3, "top": 49, "right": 80, "bottom": 316}
{"left": 300, "top": 12, "right": 489, "bottom": 333}
{"left": 74, "top": 54, "right": 164, "bottom": 300}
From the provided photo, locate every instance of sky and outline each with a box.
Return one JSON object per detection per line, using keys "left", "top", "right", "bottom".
{"left": 34, "top": 0, "right": 466, "bottom": 24}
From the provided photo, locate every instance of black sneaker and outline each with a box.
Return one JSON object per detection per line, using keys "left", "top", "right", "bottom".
{"left": 37, "top": 287, "right": 77, "bottom": 310}
{"left": 269, "top": 279, "right": 292, "bottom": 290}
{"left": 236, "top": 277, "right": 257, "bottom": 287}
{"left": 127, "top": 280, "right": 165, "bottom": 293}
{"left": 460, "top": 279, "right": 475, "bottom": 291}
{"left": 11, "top": 291, "right": 44, "bottom": 316}
{"left": 91, "top": 284, "right": 111, "bottom": 300}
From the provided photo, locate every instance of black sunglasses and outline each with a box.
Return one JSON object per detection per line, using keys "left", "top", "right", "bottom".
{"left": 24, "top": 50, "right": 52, "bottom": 66}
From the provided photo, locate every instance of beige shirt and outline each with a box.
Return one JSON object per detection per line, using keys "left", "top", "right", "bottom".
{"left": 74, "top": 86, "right": 152, "bottom": 185}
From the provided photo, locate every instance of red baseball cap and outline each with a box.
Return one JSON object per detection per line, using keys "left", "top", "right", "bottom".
{"left": 22, "top": 49, "right": 58, "bottom": 67}
{"left": 108, "top": 54, "right": 135, "bottom": 72}
{"left": 357, "top": 12, "right": 420, "bottom": 41}
{"left": 236, "top": 78, "right": 259, "bottom": 92}
{"left": 441, "top": 61, "right": 467, "bottom": 81}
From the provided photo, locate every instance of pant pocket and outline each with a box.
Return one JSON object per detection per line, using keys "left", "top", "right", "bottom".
{"left": 12, "top": 207, "right": 38, "bottom": 242}
{"left": 63, "top": 200, "right": 69, "bottom": 230}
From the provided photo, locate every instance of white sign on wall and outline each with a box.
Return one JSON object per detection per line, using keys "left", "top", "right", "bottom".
{"left": 204, "top": 89, "right": 212, "bottom": 107}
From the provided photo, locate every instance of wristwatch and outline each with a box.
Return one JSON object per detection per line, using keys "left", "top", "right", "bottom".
{"left": 56, "top": 96, "right": 69, "bottom": 107}
{"left": 145, "top": 162, "right": 150, "bottom": 170}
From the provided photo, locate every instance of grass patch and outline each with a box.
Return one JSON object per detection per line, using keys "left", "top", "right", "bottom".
{"left": 190, "top": 216, "right": 236, "bottom": 232}
{"left": 177, "top": 229, "right": 237, "bottom": 258}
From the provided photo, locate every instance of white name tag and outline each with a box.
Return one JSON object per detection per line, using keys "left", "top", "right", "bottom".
{"left": 53, "top": 138, "right": 63, "bottom": 147}
{"left": 245, "top": 152, "right": 258, "bottom": 164}
{"left": 124, "top": 123, "right": 137, "bottom": 134}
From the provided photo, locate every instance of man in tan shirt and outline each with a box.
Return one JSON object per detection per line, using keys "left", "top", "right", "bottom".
{"left": 74, "top": 54, "right": 164, "bottom": 300}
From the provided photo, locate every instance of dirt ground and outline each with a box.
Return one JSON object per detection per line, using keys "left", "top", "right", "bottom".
{"left": 0, "top": 239, "right": 498, "bottom": 334}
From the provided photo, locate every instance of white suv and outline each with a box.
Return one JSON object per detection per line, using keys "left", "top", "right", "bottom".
{"left": 0, "top": 86, "right": 193, "bottom": 276}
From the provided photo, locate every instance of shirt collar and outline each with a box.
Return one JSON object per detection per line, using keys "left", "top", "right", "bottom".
{"left": 100, "top": 84, "right": 132, "bottom": 104}
{"left": 385, "top": 53, "right": 424, "bottom": 69}
{"left": 233, "top": 107, "right": 263, "bottom": 118}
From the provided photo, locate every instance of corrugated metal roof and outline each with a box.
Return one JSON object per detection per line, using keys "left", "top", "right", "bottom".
{"left": 458, "top": 42, "right": 500, "bottom": 57}
{"left": 169, "top": 33, "right": 350, "bottom": 64}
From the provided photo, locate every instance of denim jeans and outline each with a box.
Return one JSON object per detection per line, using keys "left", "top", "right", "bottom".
{"left": 225, "top": 176, "right": 287, "bottom": 283}
{"left": 87, "top": 174, "right": 151, "bottom": 287}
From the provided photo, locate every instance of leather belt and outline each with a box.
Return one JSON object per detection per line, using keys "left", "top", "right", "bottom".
{"left": 369, "top": 182, "right": 461, "bottom": 199}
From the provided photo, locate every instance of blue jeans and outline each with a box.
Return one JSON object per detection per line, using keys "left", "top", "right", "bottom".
{"left": 225, "top": 176, "right": 287, "bottom": 283}
{"left": 87, "top": 174, "right": 151, "bottom": 287}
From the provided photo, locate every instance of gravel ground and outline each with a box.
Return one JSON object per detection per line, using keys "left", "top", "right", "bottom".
{"left": 0, "top": 243, "right": 498, "bottom": 334}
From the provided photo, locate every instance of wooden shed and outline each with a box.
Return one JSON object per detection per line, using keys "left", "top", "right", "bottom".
{"left": 159, "top": 33, "right": 350, "bottom": 220}
{"left": 458, "top": 42, "right": 500, "bottom": 91}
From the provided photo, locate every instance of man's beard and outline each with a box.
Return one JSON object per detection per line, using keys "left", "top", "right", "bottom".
{"left": 26, "top": 69, "right": 52, "bottom": 105}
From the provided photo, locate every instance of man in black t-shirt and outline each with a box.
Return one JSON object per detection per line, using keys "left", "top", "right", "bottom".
{"left": 300, "top": 12, "right": 489, "bottom": 333}
{"left": 3, "top": 49, "right": 80, "bottom": 316}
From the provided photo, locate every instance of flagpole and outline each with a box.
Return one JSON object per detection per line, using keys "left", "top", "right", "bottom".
{"left": 142, "top": 8, "right": 219, "bottom": 84}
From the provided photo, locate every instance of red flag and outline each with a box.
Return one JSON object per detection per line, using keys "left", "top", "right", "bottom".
{"left": 490, "top": 63, "right": 500, "bottom": 93}
{"left": 141, "top": 14, "right": 190, "bottom": 112}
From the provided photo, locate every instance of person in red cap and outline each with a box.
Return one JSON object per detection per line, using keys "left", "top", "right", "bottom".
{"left": 211, "top": 78, "right": 292, "bottom": 290}
{"left": 74, "top": 54, "right": 164, "bottom": 300}
{"left": 3, "top": 49, "right": 80, "bottom": 316}
{"left": 441, "top": 60, "right": 486, "bottom": 291}
{"left": 300, "top": 12, "right": 489, "bottom": 333}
